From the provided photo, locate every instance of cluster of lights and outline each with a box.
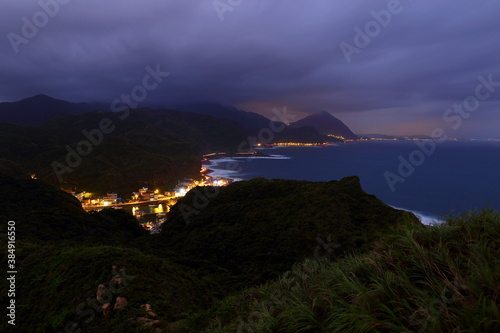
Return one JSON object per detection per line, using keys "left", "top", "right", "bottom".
{"left": 327, "top": 134, "right": 346, "bottom": 140}
{"left": 274, "top": 142, "right": 325, "bottom": 146}
{"left": 175, "top": 188, "right": 187, "bottom": 197}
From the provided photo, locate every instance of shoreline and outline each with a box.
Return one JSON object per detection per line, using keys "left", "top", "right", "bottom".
{"left": 202, "top": 152, "right": 291, "bottom": 182}
{"left": 203, "top": 151, "right": 444, "bottom": 227}
{"left": 390, "top": 205, "right": 445, "bottom": 226}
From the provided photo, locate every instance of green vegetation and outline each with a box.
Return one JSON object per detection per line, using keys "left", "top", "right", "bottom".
{"left": 162, "top": 177, "right": 417, "bottom": 288}
{"left": 178, "top": 210, "right": 500, "bottom": 332}
{"left": 0, "top": 108, "right": 247, "bottom": 196}
{"left": 0, "top": 173, "right": 498, "bottom": 332}
{"left": 6, "top": 245, "right": 214, "bottom": 333}
{"left": 0, "top": 173, "right": 215, "bottom": 332}
{"left": 0, "top": 173, "right": 147, "bottom": 244}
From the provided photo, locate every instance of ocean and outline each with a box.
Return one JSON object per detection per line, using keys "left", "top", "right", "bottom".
{"left": 207, "top": 141, "right": 500, "bottom": 225}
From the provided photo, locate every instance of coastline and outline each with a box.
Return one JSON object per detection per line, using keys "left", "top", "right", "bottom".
{"left": 202, "top": 153, "right": 291, "bottom": 181}
{"left": 390, "top": 206, "right": 444, "bottom": 226}
{"left": 204, "top": 152, "right": 443, "bottom": 226}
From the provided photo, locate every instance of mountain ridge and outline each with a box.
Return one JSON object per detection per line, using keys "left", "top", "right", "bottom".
{"left": 291, "top": 110, "right": 358, "bottom": 139}
{"left": 0, "top": 95, "right": 359, "bottom": 142}
{"left": 0, "top": 94, "right": 95, "bottom": 125}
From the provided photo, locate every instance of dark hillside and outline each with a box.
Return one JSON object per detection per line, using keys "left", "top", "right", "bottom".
{"left": 161, "top": 176, "right": 418, "bottom": 286}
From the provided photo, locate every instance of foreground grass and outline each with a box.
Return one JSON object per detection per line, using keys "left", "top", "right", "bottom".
{"left": 0, "top": 245, "right": 217, "bottom": 333}
{"left": 181, "top": 210, "right": 499, "bottom": 332}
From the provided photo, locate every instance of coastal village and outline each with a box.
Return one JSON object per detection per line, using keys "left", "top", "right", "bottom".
{"left": 72, "top": 156, "right": 233, "bottom": 234}
{"left": 70, "top": 135, "right": 464, "bottom": 234}
{"left": 70, "top": 136, "right": 424, "bottom": 233}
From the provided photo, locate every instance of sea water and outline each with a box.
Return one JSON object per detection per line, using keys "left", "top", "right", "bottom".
{"left": 208, "top": 141, "right": 500, "bottom": 225}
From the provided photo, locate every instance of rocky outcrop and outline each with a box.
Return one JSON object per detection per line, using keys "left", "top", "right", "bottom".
{"left": 90, "top": 266, "right": 162, "bottom": 328}
{"left": 102, "top": 303, "right": 112, "bottom": 317}
{"left": 136, "top": 303, "right": 160, "bottom": 328}
{"left": 92, "top": 265, "right": 132, "bottom": 316}
{"left": 142, "top": 304, "right": 158, "bottom": 319}
{"left": 114, "top": 297, "right": 128, "bottom": 310}
{"left": 96, "top": 284, "right": 108, "bottom": 302}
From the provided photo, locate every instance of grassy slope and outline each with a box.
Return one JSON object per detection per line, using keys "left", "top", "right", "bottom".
{"left": 0, "top": 173, "right": 215, "bottom": 333}
{"left": 161, "top": 177, "right": 418, "bottom": 288}
{"left": 0, "top": 174, "right": 147, "bottom": 243}
{"left": 6, "top": 245, "right": 215, "bottom": 333}
{"left": 187, "top": 210, "right": 499, "bottom": 333}
{"left": 1, "top": 173, "right": 498, "bottom": 332}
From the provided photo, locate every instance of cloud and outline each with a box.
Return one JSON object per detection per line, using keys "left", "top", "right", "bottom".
{"left": 1, "top": 0, "right": 499, "bottom": 137}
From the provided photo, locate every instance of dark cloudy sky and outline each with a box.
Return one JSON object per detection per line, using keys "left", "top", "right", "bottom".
{"left": 1, "top": 0, "right": 499, "bottom": 138}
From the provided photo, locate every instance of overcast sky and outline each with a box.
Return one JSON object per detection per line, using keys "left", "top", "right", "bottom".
{"left": 1, "top": 0, "right": 499, "bottom": 137}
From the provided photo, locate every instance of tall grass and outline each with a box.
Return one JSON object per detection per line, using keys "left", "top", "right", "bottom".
{"left": 190, "top": 210, "right": 499, "bottom": 332}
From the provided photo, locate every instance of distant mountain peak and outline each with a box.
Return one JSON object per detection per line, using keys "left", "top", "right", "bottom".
{"left": 291, "top": 111, "right": 358, "bottom": 139}
{"left": 0, "top": 94, "right": 90, "bottom": 126}
{"left": 21, "top": 94, "right": 60, "bottom": 102}
{"left": 29, "top": 93, "right": 52, "bottom": 99}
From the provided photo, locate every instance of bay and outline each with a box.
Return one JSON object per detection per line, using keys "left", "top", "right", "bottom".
{"left": 208, "top": 141, "right": 500, "bottom": 223}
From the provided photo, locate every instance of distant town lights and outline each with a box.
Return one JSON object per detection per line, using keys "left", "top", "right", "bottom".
{"left": 176, "top": 188, "right": 187, "bottom": 197}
